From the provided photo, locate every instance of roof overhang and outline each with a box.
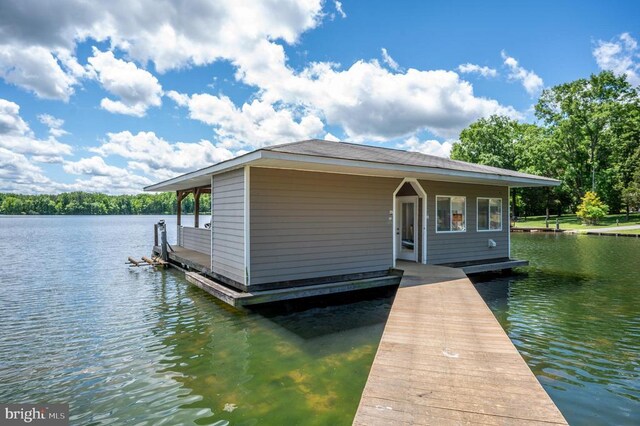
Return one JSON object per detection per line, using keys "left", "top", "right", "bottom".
{"left": 144, "top": 150, "right": 560, "bottom": 192}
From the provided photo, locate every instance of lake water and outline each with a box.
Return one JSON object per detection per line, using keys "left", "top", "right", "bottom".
{"left": 474, "top": 233, "right": 640, "bottom": 425}
{"left": 0, "top": 217, "right": 638, "bottom": 425}
{"left": 0, "top": 216, "right": 392, "bottom": 425}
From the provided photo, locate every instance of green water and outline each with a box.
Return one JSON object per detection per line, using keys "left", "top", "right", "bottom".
{"left": 474, "top": 233, "right": 640, "bottom": 425}
{"left": 0, "top": 216, "right": 393, "bottom": 425}
{"left": 2, "top": 218, "right": 639, "bottom": 425}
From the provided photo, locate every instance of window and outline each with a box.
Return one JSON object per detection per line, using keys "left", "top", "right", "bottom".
{"left": 436, "top": 196, "right": 466, "bottom": 232}
{"left": 477, "top": 198, "right": 502, "bottom": 231}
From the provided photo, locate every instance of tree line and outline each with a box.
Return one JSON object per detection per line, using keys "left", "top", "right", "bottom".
{"left": 451, "top": 71, "right": 640, "bottom": 217}
{"left": 0, "top": 192, "right": 211, "bottom": 215}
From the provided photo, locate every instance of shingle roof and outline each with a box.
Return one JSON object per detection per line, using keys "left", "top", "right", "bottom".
{"left": 264, "top": 139, "right": 557, "bottom": 183}
{"left": 145, "top": 138, "right": 559, "bottom": 192}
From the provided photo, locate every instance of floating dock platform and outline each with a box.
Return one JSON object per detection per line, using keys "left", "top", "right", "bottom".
{"left": 153, "top": 246, "right": 525, "bottom": 307}
{"left": 353, "top": 261, "right": 567, "bottom": 425}
{"left": 153, "top": 246, "right": 401, "bottom": 307}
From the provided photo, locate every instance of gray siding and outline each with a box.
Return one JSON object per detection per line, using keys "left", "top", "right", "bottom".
{"left": 212, "top": 168, "right": 245, "bottom": 285}
{"left": 419, "top": 180, "right": 509, "bottom": 264}
{"left": 179, "top": 226, "right": 210, "bottom": 254}
{"left": 250, "top": 168, "right": 401, "bottom": 285}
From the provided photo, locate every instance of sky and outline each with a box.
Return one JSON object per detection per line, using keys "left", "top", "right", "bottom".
{"left": 0, "top": 0, "right": 638, "bottom": 194}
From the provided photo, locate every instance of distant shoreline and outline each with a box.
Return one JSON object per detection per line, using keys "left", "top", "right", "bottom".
{"left": 0, "top": 213, "right": 210, "bottom": 216}
{"left": 0, "top": 192, "right": 209, "bottom": 215}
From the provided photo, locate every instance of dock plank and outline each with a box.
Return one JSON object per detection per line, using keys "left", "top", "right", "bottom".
{"left": 353, "top": 262, "right": 567, "bottom": 425}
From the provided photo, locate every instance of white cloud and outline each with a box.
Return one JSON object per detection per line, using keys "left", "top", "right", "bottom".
{"left": 61, "top": 155, "right": 153, "bottom": 194}
{"left": 0, "top": 1, "right": 324, "bottom": 107}
{"left": 399, "top": 136, "right": 454, "bottom": 158}
{"left": 0, "top": 148, "right": 152, "bottom": 195}
{"left": 257, "top": 60, "right": 520, "bottom": 140}
{"left": 90, "top": 130, "right": 234, "bottom": 179}
{"left": 323, "top": 132, "right": 340, "bottom": 141}
{"left": 334, "top": 1, "right": 347, "bottom": 19}
{"left": 501, "top": 51, "right": 544, "bottom": 96}
{"left": 0, "top": 98, "right": 72, "bottom": 162}
{"left": 0, "top": 134, "right": 72, "bottom": 163}
{"left": 63, "top": 156, "right": 128, "bottom": 177}
{"left": 0, "top": 1, "right": 519, "bottom": 146}
{"left": 593, "top": 32, "right": 639, "bottom": 86}
{"left": 381, "top": 48, "right": 400, "bottom": 71}
{"left": 170, "top": 92, "right": 325, "bottom": 148}
{"left": 0, "top": 0, "right": 324, "bottom": 72}
{"left": 0, "top": 147, "right": 49, "bottom": 184}
{"left": 166, "top": 90, "right": 190, "bottom": 107}
{"left": 0, "top": 45, "right": 78, "bottom": 101}
{"left": 457, "top": 63, "right": 498, "bottom": 78}
{"left": 88, "top": 49, "right": 163, "bottom": 117}
{"left": 38, "top": 114, "right": 68, "bottom": 137}
{"left": 0, "top": 98, "right": 30, "bottom": 135}
{"left": 62, "top": 175, "right": 152, "bottom": 194}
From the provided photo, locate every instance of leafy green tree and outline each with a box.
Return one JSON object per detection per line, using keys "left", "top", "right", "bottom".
{"left": 1, "top": 196, "right": 24, "bottom": 214}
{"left": 451, "top": 115, "right": 524, "bottom": 215}
{"left": 535, "top": 71, "right": 638, "bottom": 208}
{"left": 451, "top": 115, "right": 569, "bottom": 217}
{"left": 0, "top": 192, "right": 189, "bottom": 215}
{"left": 576, "top": 191, "right": 609, "bottom": 225}
{"left": 452, "top": 115, "right": 520, "bottom": 169}
{"left": 511, "top": 124, "right": 570, "bottom": 218}
{"left": 621, "top": 183, "right": 639, "bottom": 220}
{"left": 609, "top": 96, "right": 640, "bottom": 211}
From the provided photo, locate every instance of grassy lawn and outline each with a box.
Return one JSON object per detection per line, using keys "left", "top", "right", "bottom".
{"left": 512, "top": 212, "right": 640, "bottom": 230}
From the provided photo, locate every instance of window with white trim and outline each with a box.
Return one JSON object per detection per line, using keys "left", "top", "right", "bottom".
{"left": 477, "top": 197, "right": 502, "bottom": 231}
{"left": 436, "top": 196, "right": 466, "bottom": 232}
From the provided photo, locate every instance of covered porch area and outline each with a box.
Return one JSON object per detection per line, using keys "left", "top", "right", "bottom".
{"left": 153, "top": 184, "right": 212, "bottom": 273}
{"left": 175, "top": 185, "right": 211, "bottom": 256}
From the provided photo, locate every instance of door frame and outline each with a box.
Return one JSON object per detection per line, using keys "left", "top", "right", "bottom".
{"left": 392, "top": 178, "right": 428, "bottom": 267}
{"left": 396, "top": 196, "right": 419, "bottom": 262}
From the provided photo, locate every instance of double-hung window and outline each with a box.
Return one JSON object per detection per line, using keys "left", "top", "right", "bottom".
{"left": 477, "top": 197, "right": 502, "bottom": 231}
{"left": 436, "top": 196, "right": 466, "bottom": 232}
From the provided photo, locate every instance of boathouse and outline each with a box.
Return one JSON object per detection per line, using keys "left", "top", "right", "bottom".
{"left": 145, "top": 139, "right": 559, "bottom": 305}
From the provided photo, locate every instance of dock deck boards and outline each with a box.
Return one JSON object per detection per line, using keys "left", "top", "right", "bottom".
{"left": 154, "top": 245, "right": 212, "bottom": 274}
{"left": 353, "top": 262, "right": 567, "bottom": 425}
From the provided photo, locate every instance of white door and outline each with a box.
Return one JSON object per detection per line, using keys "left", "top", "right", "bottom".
{"left": 396, "top": 196, "right": 419, "bottom": 261}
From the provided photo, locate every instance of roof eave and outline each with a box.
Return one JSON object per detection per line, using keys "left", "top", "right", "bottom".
{"left": 258, "top": 150, "right": 561, "bottom": 188}
{"left": 143, "top": 150, "right": 264, "bottom": 192}
{"left": 144, "top": 149, "right": 560, "bottom": 192}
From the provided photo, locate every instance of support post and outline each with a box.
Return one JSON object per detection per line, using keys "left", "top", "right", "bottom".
{"left": 154, "top": 223, "right": 159, "bottom": 247}
{"left": 176, "top": 190, "right": 182, "bottom": 227}
{"left": 159, "top": 220, "right": 168, "bottom": 261}
{"left": 194, "top": 188, "right": 200, "bottom": 228}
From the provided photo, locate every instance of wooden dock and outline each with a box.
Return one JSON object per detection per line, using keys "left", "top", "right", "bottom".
{"left": 353, "top": 262, "right": 567, "bottom": 425}
{"left": 153, "top": 245, "right": 212, "bottom": 274}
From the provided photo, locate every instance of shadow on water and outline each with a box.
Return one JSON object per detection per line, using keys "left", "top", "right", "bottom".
{"left": 251, "top": 286, "right": 398, "bottom": 340}
{"left": 144, "top": 270, "right": 395, "bottom": 425}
